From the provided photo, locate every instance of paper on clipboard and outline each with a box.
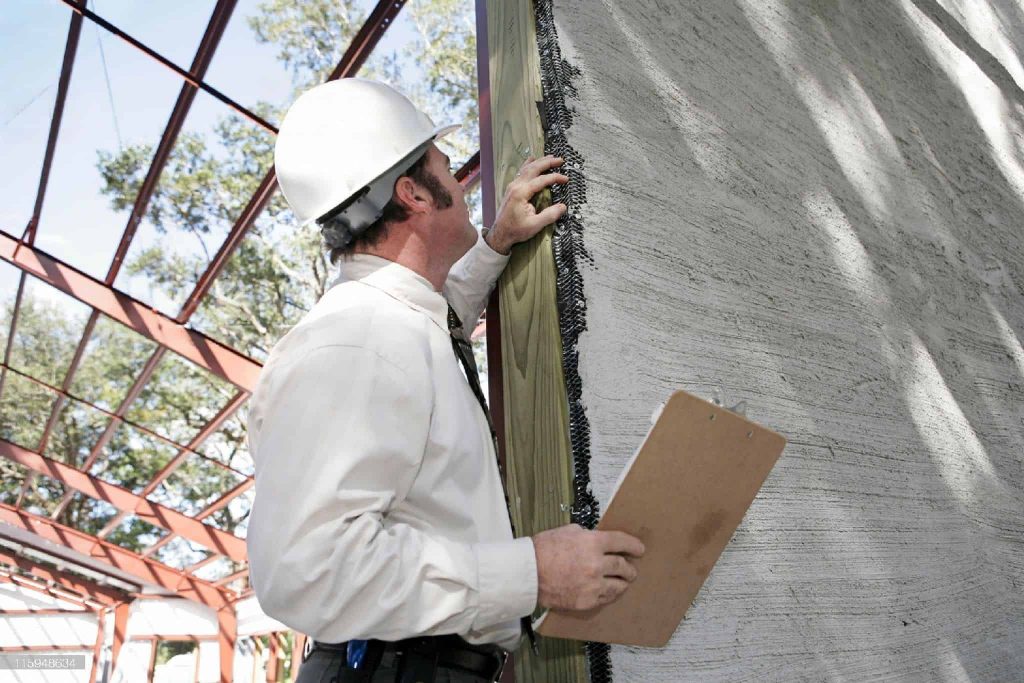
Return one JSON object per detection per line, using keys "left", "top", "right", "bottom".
{"left": 534, "top": 389, "right": 787, "bottom": 647}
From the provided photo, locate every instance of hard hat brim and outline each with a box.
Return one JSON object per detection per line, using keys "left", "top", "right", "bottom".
{"left": 299, "top": 122, "right": 462, "bottom": 227}
{"left": 433, "top": 123, "right": 460, "bottom": 140}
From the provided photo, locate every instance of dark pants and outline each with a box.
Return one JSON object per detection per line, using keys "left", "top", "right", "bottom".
{"left": 296, "top": 647, "right": 495, "bottom": 683}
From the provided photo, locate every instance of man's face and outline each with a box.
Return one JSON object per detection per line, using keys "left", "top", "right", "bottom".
{"left": 422, "top": 144, "right": 477, "bottom": 256}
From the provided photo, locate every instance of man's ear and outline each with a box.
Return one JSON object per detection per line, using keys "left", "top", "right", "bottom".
{"left": 393, "top": 176, "right": 432, "bottom": 214}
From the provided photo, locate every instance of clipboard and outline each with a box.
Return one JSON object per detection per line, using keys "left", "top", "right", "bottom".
{"left": 534, "top": 389, "right": 787, "bottom": 647}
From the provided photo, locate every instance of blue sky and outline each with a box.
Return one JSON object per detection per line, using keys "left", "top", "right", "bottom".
{"left": 0, "top": 0, "right": 442, "bottom": 320}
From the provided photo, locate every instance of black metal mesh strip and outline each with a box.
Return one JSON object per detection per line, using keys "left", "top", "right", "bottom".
{"left": 532, "top": 1, "right": 612, "bottom": 681}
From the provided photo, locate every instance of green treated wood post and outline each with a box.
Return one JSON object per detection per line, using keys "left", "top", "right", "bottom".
{"left": 481, "top": 1, "right": 587, "bottom": 681}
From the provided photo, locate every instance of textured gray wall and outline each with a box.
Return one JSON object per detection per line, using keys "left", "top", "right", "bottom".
{"left": 550, "top": 0, "right": 1024, "bottom": 680}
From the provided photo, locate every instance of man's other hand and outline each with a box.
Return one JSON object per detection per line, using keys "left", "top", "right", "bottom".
{"left": 486, "top": 155, "right": 569, "bottom": 255}
{"left": 532, "top": 523, "right": 645, "bottom": 611}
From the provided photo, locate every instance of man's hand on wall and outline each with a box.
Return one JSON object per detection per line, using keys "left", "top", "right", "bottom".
{"left": 532, "top": 523, "right": 645, "bottom": 611}
{"left": 486, "top": 155, "right": 569, "bottom": 254}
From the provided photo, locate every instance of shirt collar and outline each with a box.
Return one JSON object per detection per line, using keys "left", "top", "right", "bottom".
{"left": 331, "top": 254, "right": 449, "bottom": 332}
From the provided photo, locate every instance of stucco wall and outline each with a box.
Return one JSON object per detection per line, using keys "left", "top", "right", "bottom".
{"left": 547, "top": 0, "right": 1024, "bottom": 680}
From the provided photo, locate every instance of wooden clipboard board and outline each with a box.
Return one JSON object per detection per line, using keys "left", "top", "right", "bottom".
{"left": 534, "top": 389, "right": 787, "bottom": 647}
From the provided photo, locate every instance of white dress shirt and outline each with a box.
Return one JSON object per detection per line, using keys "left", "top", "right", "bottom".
{"left": 246, "top": 234, "right": 537, "bottom": 651}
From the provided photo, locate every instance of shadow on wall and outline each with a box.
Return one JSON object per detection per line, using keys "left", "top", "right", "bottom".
{"left": 558, "top": 0, "right": 1024, "bottom": 679}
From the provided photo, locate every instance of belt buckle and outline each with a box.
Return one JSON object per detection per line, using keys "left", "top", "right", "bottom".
{"left": 492, "top": 650, "right": 508, "bottom": 682}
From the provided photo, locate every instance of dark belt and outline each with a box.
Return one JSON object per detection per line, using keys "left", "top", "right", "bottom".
{"left": 308, "top": 634, "right": 508, "bottom": 682}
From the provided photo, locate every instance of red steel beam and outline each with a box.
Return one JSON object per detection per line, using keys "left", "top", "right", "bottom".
{"left": 174, "top": 171, "right": 277, "bottom": 322}
{"left": 88, "top": 608, "right": 106, "bottom": 683}
{"left": 227, "top": 587, "right": 254, "bottom": 605}
{"left": 58, "top": 0, "right": 276, "bottom": 134}
{"left": 105, "top": 0, "right": 239, "bottom": 285}
{"left": 142, "top": 390, "right": 249, "bottom": 493}
{"left": 0, "top": 277, "right": 33, "bottom": 555}
{"left": 36, "top": 311, "right": 100, "bottom": 459}
{"left": 328, "top": 0, "right": 409, "bottom": 81}
{"left": 0, "top": 573, "right": 101, "bottom": 611}
{"left": 23, "top": 8, "right": 84, "bottom": 245}
{"left": 0, "top": 231, "right": 261, "bottom": 391}
{"left": 0, "top": 362, "right": 248, "bottom": 482}
{"left": 212, "top": 568, "right": 247, "bottom": 588}
{"left": 0, "top": 643, "right": 96, "bottom": 653}
{"left": 98, "top": 389, "right": 250, "bottom": 538}
{"left": 174, "top": 0, "right": 410, "bottom": 323}
{"left": 110, "top": 600, "right": 130, "bottom": 676}
{"left": 0, "top": 547, "right": 129, "bottom": 607}
{"left": 0, "top": 504, "right": 230, "bottom": 609}
{"left": 48, "top": 0, "right": 240, "bottom": 519}
{"left": 141, "top": 476, "right": 253, "bottom": 559}
{"left": 456, "top": 150, "right": 481, "bottom": 189}
{"left": 183, "top": 552, "right": 221, "bottom": 575}
{"left": 0, "top": 438, "right": 247, "bottom": 562}
{"left": 109, "top": 390, "right": 249, "bottom": 548}
{"left": 218, "top": 606, "right": 236, "bottom": 683}
{"left": 194, "top": 469, "right": 254, "bottom": 521}
{"left": 49, "top": 348, "right": 166, "bottom": 521}
{"left": 0, "top": 274, "right": 27, "bottom": 418}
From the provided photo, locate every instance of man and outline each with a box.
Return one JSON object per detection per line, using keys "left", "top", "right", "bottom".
{"left": 247, "top": 79, "right": 644, "bottom": 683}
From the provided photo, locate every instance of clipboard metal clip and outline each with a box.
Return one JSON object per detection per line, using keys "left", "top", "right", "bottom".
{"left": 710, "top": 384, "right": 748, "bottom": 417}
{"left": 649, "top": 385, "right": 750, "bottom": 426}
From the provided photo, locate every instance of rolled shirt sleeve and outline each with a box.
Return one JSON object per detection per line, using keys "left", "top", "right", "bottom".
{"left": 246, "top": 342, "right": 536, "bottom": 646}
{"left": 443, "top": 232, "right": 510, "bottom": 339}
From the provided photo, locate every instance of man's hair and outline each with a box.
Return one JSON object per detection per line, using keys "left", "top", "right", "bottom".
{"left": 327, "top": 152, "right": 454, "bottom": 264}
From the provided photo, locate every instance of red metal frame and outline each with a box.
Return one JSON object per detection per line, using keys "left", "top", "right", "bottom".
{"left": 0, "top": 0, "right": 478, "bottom": 661}
{"left": 23, "top": 10, "right": 84, "bottom": 246}
{"left": 141, "top": 477, "right": 254, "bottom": 560}
{"left": 48, "top": 348, "right": 167, "bottom": 519}
{"left": 0, "top": 643, "right": 96, "bottom": 652}
{"left": 0, "top": 361, "right": 247, "bottom": 482}
{"left": 105, "top": 0, "right": 239, "bottom": 285}
{"left": 456, "top": 150, "right": 481, "bottom": 188}
{"left": 95, "top": 389, "right": 250, "bottom": 541}
{"left": 0, "top": 273, "right": 27, "bottom": 415}
{"left": 10, "top": 12, "right": 86, "bottom": 501}
{"left": 41, "top": 0, "right": 246, "bottom": 521}
{"left": 212, "top": 568, "right": 247, "bottom": 588}
{"left": 88, "top": 608, "right": 107, "bottom": 683}
{"left": 58, "top": 0, "right": 277, "bottom": 134}
{"left": 0, "top": 504, "right": 230, "bottom": 609}
{"left": 217, "top": 606, "right": 237, "bottom": 683}
{"left": 36, "top": 311, "right": 99, "bottom": 458}
{"left": 0, "top": 232, "right": 262, "bottom": 390}
{"left": 111, "top": 601, "right": 130, "bottom": 677}
{"left": 0, "top": 573, "right": 101, "bottom": 611}
{"left": 0, "top": 438, "right": 246, "bottom": 562}
{"left": 0, "top": 547, "right": 129, "bottom": 607}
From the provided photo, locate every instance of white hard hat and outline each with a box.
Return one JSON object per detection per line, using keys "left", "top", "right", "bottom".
{"left": 274, "top": 78, "right": 459, "bottom": 231}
